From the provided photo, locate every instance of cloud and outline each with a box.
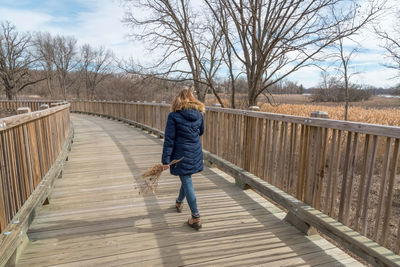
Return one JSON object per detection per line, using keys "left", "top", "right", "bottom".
{"left": 354, "top": 68, "right": 399, "bottom": 87}
{"left": 284, "top": 66, "right": 323, "bottom": 88}
{"left": 46, "top": 0, "right": 146, "bottom": 60}
{"left": 66, "top": 0, "right": 134, "bottom": 56}
{"left": 0, "top": 7, "right": 53, "bottom": 32}
{"left": 0, "top": 0, "right": 142, "bottom": 60}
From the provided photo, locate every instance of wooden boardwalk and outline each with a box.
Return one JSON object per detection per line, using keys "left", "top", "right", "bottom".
{"left": 16, "top": 114, "right": 363, "bottom": 266}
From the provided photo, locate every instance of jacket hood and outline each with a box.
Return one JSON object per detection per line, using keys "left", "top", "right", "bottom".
{"left": 178, "top": 108, "right": 203, "bottom": 122}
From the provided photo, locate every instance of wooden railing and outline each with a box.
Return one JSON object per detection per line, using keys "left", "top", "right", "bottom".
{"left": 0, "top": 100, "right": 60, "bottom": 112}
{"left": 0, "top": 103, "right": 71, "bottom": 232}
{"left": 71, "top": 100, "right": 400, "bottom": 257}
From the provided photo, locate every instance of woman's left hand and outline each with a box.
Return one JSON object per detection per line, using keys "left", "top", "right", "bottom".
{"left": 162, "top": 165, "right": 169, "bottom": 171}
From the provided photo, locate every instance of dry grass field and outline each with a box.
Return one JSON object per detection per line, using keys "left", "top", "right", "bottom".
{"left": 206, "top": 94, "right": 400, "bottom": 126}
{"left": 260, "top": 103, "right": 400, "bottom": 126}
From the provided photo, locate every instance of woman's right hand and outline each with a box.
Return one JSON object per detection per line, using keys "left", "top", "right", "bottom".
{"left": 162, "top": 165, "right": 169, "bottom": 171}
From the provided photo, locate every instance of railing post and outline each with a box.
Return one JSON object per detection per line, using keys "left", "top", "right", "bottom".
{"left": 248, "top": 106, "right": 260, "bottom": 111}
{"left": 237, "top": 106, "right": 260, "bottom": 190}
{"left": 303, "top": 111, "right": 329, "bottom": 207}
{"left": 311, "top": 111, "right": 329, "bottom": 119}
{"left": 16, "top": 107, "right": 31, "bottom": 114}
{"left": 39, "top": 104, "right": 49, "bottom": 110}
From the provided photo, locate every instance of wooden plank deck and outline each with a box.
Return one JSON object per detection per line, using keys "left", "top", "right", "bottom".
{"left": 16, "top": 114, "right": 363, "bottom": 266}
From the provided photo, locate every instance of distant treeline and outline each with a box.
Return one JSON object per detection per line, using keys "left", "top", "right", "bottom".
{"left": 1, "top": 67, "right": 399, "bottom": 104}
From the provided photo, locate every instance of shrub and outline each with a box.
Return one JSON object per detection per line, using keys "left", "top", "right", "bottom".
{"left": 311, "top": 81, "right": 372, "bottom": 102}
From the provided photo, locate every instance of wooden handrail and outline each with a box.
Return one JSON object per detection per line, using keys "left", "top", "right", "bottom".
{"left": 69, "top": 100, "right": 400, "bottom": 137}
{"left": 205, "top": 106, "right": 400, "bottom": 138}
{"left": 0, "top": 104, "right": 70, "bottom": 131}
{"left": 0, "top": 103, "right": 71, "bottom": 234}
{"left": 0, "top": 100, "right": 60, "bottom": 112}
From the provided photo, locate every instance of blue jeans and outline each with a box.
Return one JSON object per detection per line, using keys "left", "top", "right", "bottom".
{"left": 177, "top": 175, "right": 199, "bottom": 216}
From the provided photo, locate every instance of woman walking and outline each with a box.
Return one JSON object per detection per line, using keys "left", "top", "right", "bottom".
{"left": 161, "top": 89, "right": 205, "bottom": 230}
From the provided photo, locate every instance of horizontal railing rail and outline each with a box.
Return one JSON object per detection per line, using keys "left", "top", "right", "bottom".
{"left": 70, "top": 100, "right": 400, "bottom": 258}
{"left": 0, "top": 103, "right": 71, "bottom": 233}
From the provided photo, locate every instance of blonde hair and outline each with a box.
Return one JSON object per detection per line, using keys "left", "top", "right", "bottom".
{"left": 171, "top": 89, "right": 205, "bottom": 113}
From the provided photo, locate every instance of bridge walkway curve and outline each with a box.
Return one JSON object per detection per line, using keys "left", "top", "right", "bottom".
{"left": 16, "top": 114, "right": 362, "bottom": 266}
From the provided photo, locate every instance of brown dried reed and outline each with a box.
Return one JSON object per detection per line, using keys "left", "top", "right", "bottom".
{"left": 138, "top": 157, "right": 183, "bottom": 195}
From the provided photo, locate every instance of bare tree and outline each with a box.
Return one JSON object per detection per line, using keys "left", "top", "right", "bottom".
{"left": 123, "top": 0, "right": 226, "bottom": 104}
{"left": 198, "top": 17, "right": 226, "bottom": 106}
{"left": 0, "top": 21, "right": 45, "bottom": 100}
{"left": 205, "top": 0, "right": 385, "bottom": 107}
{"left": 80, "top": 44, "right": 113, "bottom": 99}
{"left": 312, "top": 72, "right": 343, "bottom": 102}
{"left": 217, "top": 1, "right": 241, "bottom": 108}
{"left": 376, "top": 10, "right": 400, "bottom": 78}
{"left": 313, "top": 71, "right": 372, "bottom": 102}
{"left": 333, "top": 38, "right": 360, "bottom": 120}
{"left": 329, "top": 4, "right": 374, "bottom": 120}
{"left": 34, "top": 32, "right": 56, "bottom": 97}
{"left": 53, "top": 35, "right": 78, "bottom": 99}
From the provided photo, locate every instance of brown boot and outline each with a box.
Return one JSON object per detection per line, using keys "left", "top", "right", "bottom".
{"left": 175, "top": 201, "right": 183, "bottom": 213}
{"left": 188, "top": 215, "right": 201, "bottom": 230}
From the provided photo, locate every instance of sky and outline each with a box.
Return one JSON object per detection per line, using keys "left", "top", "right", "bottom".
{"left": 0, "top": 0, "right": 398, "bottom": 89}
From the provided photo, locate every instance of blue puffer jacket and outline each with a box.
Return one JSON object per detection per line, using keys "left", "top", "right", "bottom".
{"left": 161, "top": 106, "right": 204, "bottom": 176}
